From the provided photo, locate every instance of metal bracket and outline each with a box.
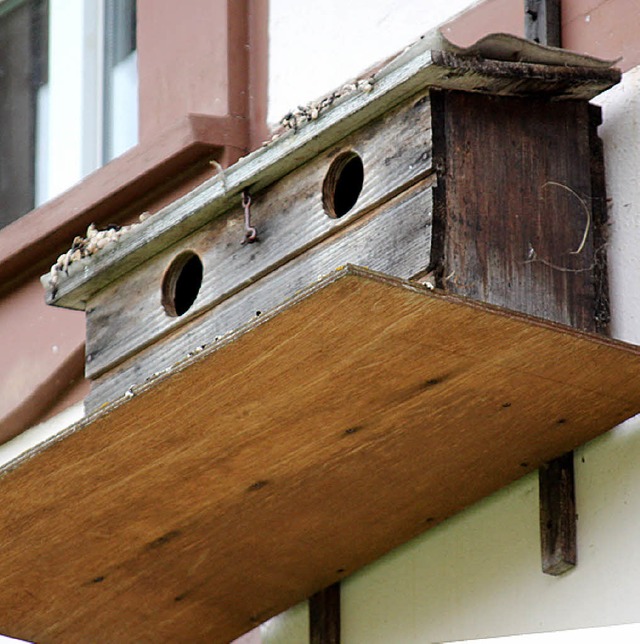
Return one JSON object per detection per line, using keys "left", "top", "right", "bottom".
{"left": 241, "top": 190, "right": 258, "bottom": 245}
{"left": 525, "top": 0, "right": 561, "bottom": 47}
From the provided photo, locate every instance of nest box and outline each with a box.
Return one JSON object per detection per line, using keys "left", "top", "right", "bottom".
{"left": 0, "top": 32, "right": 638, "bottom": 644}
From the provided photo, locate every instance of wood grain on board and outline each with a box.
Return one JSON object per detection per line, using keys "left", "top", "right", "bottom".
{"left": 431, "top": 90, "right": 598, "bottom": 328}
{"left": 3, "top": 266, "right": 640, "bottom": 643}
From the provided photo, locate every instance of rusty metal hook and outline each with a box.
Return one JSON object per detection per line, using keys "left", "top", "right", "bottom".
{"left": 241, "top": 190, "right": 258, "bottom": 245}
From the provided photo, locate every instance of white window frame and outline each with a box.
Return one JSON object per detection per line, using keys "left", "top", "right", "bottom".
{"left": 35, "top": 0, "right": 137, "bottom": 207}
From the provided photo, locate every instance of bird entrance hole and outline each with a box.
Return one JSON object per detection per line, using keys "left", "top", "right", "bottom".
{"left": 162, "top": 251, "right": 203, "bottom": 317}
{"left": 323, "top": 151, "right": 364, "bottom": 218}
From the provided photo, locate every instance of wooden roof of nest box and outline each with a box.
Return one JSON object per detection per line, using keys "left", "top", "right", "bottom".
{"left": 0, "top": 32, "right": 634, "bottom": 643}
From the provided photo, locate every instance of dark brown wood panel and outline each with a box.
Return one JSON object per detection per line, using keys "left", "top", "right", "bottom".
{"left": 589, "top": 103, "right": 610, "bottom": 336}
{"left": 431, "top": 89, "right": 599, "bottom": 331}
{"left": 525, "top": 0, "right": 575, "bottom": 579}
{"left": 310, "top": 583, "right": 340, "bottom": 644}
{"left": 525, "top": 0, "right": 562, "bottom": 47}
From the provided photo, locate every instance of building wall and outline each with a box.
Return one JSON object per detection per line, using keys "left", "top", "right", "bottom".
{"left": 267, "top": 0, "right": 482, "bottom": 124}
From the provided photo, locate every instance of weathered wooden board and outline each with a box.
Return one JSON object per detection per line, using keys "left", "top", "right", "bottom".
{"left": 429, "top": 52, "right": 617, "bottom": 99}
{"left": 539, "top": 451, "right": 576, "bottom": 574}
{"left": 85, "top": 93, "right": 433, "bottom": 379}
{"left": 4, "top": 266, "right": 640, "bottom": 644}
{"left": 431, "top": 90, "right": 599, "bottom": 330}
{"left": 86, "top": 179, "right": 435, "bottom": 408}
{"left": 525, "top": 0, "right": 562, "bottom": 48}
{"left": 45, "top": 38, "right": 619, "bottom": 311}
{"left": 310, "top": 583, "right": 341, "bottom": 644}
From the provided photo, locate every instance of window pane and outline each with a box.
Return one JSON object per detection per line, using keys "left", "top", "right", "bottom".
{"left": 103, "top": 0, "right": 137, "bottom": 163}
{"left": 0, "top": 0, "right": 47, "bottom": 229}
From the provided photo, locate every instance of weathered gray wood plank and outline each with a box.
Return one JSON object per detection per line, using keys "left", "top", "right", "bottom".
{"left": 45, "top": 36, "right": 619, "bottom": 311}
{"left": 539, "top": 451, "right": 576, "bottom": 574}
{"left": 85, "top": 95, "right": 433, "bottom": 378}
{"left": 86, "top": 180, "right": 434, "bottom": 409}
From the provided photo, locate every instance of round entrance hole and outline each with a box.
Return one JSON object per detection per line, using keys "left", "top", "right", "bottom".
{"left": 322, "top": 151, "right": 364, "bottom": 218}
{"left": 162, "top": 251, "right": 203, "bottom": 317}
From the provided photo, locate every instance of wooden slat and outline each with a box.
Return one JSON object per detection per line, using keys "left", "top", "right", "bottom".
{"left": 3, "top": 266, "right": 640, "bottom": 643}
{"left": 44, "top": 40, "right": 619, "bottom": 311}
{"left": 86, "top": 178, "right": 434, "bottom": 409}
{"left": 310, "top": 583, "right": 341, "bottom": 644}
{"left": 431, "top": 90, "right": 597, "bottom": 327}
{"left": 428, "top": 51, "right": 618, "bottom": 100}
{"left": 84, "top": 92, "right": 434, "bottom": 379}
{"left": 525, "top": 0, "right": 562, "bottom": 47}
{"left": 523, "top": 0, "right": 578, "bottom": 578}
{"left": 539, "top": 452, "right": 576, "bottom": 575}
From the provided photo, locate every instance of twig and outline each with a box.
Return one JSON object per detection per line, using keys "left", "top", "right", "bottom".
{"left": 210, "top": 159, "right": 227, "bottom": 192}
{"left": 524, "top": 254, "right": 595, "bottom": 273}
{"left": 540, "top": 181, "right": 591, "bottom": 255}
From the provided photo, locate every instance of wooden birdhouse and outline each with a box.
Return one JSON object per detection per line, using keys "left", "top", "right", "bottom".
{"left": 1, "top": 32, "right": 639, "bottom": 643}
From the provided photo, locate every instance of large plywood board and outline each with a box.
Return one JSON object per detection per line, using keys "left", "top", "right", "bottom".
{"left": 4, "top": 266, "right": 640, "bottom": 643}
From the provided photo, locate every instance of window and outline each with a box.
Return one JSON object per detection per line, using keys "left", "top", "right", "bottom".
{"left": 0, "top": 0, "right": 47, "bottom": 229}
{"left": 103, "top": 0, "right": 137, "bottom": 163}
{"left": 0, "top": 0, "right": 138, "bottom": 231}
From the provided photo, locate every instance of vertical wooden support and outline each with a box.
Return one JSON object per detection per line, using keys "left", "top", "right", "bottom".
{"left": 539, "top": 463, "right": 577, "bottom": 575}
{"left": 524, "top": 0, "right": 581, "bottom": 576}
{"left": 539, "top": 452, "right": 576, "bottom": 574}
{"left": 537, "top": 105, "right": 609, "bottom": 576}
{"left": 524, "top": 0, "right": 561, "bottom": 47}
{"left": 430, "top": 86, "right": 608, "bottom": 575}
{"left": 309, "top": 583, "right": 340, "bottom": 644}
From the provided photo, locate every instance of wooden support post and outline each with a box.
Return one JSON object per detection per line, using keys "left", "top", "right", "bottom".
{"left": 524, "top": 0, "right": 561, "bottom": 47}
{"left": 539, "top": 452, "right": 576, "bottom": 574}
{"left": 309, "top": 583, "right": 340, "bottom": 644}
{"left": 539, "top": 457, "right": 577, "bottom": 575}
{"left": 524, "top": 0, "right": 579, "bottom": 576}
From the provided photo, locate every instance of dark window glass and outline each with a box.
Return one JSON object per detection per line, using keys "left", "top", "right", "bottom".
{"left": 0, "top": 0, "right": 47, "bottom": 230}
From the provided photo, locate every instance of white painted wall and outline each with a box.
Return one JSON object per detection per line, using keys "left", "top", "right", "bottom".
{"left": 595, "top": 65, "right": 640, "bottom": 347}
{"left": 263, "top": 407, "right": 640, "bottom": 644}
{"left": 267, "top": 0, "right": 481, "bottom": 124}
{"left": 0, "top": 402, "right": 85, "bottom": 469}
{"left": 455, "top": 623, "right": 640, "bottom": 643}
